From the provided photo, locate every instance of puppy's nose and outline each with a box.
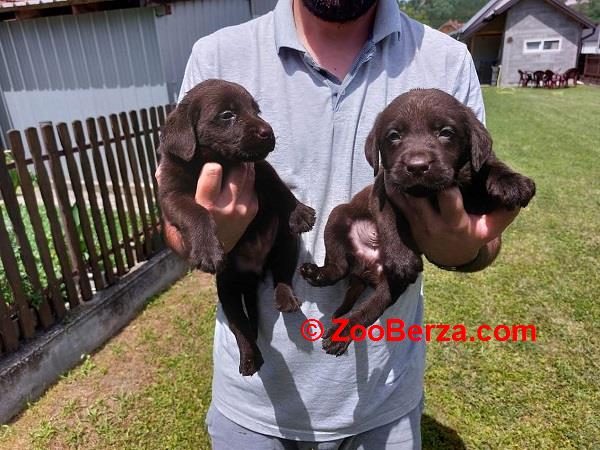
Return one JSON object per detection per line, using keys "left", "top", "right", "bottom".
{"left": 256, "top": 126, "right": 272, "bottom": 139}
{"left": 405, "top": 157, "right": 431, "bottom": 176}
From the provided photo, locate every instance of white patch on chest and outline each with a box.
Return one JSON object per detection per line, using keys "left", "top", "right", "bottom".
{"left": 349, "top": 219, "right": 383, "bottom": 277}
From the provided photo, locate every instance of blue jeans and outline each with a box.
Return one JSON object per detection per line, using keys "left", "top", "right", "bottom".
{"left": 206, "top": 398, "right": 423, "bottom": 450}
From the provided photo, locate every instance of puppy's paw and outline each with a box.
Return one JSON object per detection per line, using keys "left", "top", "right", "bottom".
{"left": 289, "top": 203, "right": 316, "bottom": 234}
{"left": 487, "top": 172, "right": 536, "bottom": 209}
{"left": 382, "top": 252, "right": 423, "bottom": 283}
{"left": 299, "top": 263, "right": 319, "bottom": 280}
{"left": 322, "top": 323, "right": 352, "bottom": 356}
{"left": 274, "top": 284, "right": 301, "bottom": 313}
{"left": 188, "top": 238, "right": 225, "bottom": 274}
{"left": 299, "top": 263, "right": 329, "bottom": 287}
{"left": 239, "top": 351, "right": 264, "bottom": 377}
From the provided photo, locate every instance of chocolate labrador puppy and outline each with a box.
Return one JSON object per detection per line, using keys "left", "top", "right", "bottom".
{"left": 158, "top": 79, "right": 316, "bottom": 375}
{"left": 300, "top": 88, "right": 535, "bottom": 356}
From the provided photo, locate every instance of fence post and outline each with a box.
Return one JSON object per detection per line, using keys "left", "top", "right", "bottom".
{"left": 119, "top": 113, "right": 152, "bottom": 258}
{"left": 0, "top": 292, "right": 19, "bottom": 353}
{"left": 86, "top": 118, "right": 127, "bottom": 277}
{"left": 141, "top": 109, "right": 164, "bottom": 251}
{"left": 148, "top": 107, "right": 161, "bottom": 159}
{"left": 97, "top": 117, "right": 135, "bottom": 269}
{"left": 0, "top": 150, "right": 54, "bottom": 329}
{"left": 140, "top": 109, "right": 160, "bottom": 209}
{"left": 129, "top": 110, "right": 158, "bottom": 253}
{"left": 42, "top": 125, "right": 95, "bottom": 301}
{"left": 56, "top": 124, "right": 106, "bottom": 291}
{"left": 25, "top": 128, "right": 80, "bottom": 308}
{"left": 7, "top": 130, "right": 66, "bottom": 319}
{"left": 110, "top": 114, "right": 145, "bottom": 263}
{"left": 0, "top": 206, "right": 36, "bottom": 339}
{"left": 72, "top": 121, "right": 115, "bottom": 286}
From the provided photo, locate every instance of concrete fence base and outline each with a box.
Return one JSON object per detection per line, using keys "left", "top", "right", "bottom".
{"left": 0, "top": 250, "right": 189, "bottom": 424}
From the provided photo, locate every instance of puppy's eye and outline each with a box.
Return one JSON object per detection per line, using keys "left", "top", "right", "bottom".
{"left": 386, "top": 130, "right": 402, "bottom": 142}
{"left": 219, "top": 111, "right": 236, "bottom": 121}
{"left": 438, "top": 126, "right": 455, "bottom": 139}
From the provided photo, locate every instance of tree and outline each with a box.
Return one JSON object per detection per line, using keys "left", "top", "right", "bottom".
{"left": 398, "top": 0, "right": 430, "bottom": 24}
{"left": 398, "top": 0, "right": 489, "bottom": 28}
{"left": 570, "top": 0, "right": 600, "bottom": 24}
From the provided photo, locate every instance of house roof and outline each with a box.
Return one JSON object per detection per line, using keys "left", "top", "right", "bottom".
{"left": 0, "top": 0, "right": 134, "bottom": 12}
{"left": 0, "top": 0, "right": 70, "bottom": 11}
{"left": 456, "top": 0, "right": 596, "bottom": 39}
{"left": 582, "top": 27, "right": 600, "bottom": 54}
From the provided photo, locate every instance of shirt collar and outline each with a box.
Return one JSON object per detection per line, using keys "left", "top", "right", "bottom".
{"left": 274, "top": 0, "right": 403, "bottom": 53}
{"left": 273, "top": 0, "right": 305, "bottom": 52}
{"left": 371, "top": 0, "right": 404, "bottom": 44}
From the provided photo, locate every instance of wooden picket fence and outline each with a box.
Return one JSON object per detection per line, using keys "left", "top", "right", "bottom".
{"left": 0, "top": 104, "right": 174, "bottom": 357}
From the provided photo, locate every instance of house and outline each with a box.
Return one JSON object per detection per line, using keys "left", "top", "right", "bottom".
{"left": 0, "top": 0, "right": 276, "bottom": 148}
{"left": 455, "top": 0, "right": 596, "bottom": 86}
{"left": 438, "top": 19, "right": 464, "bottom": 35}
{"left": 581, "top": 26, "right": 600, "bottom": 82}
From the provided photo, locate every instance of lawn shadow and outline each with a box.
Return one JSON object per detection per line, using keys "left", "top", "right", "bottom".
{"left": 421, "top": 414, "right": 466, "bottom": 450}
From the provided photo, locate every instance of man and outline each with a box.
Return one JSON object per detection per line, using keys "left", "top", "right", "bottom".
{"left": 159, "top": 0, "right": 519, "bottom": 448}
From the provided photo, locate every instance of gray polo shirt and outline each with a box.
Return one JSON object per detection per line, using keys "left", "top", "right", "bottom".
{"left": 179, "top": 0, "right": 484, "bottom": 441}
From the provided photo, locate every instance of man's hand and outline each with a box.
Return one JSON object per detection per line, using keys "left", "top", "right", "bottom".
{"left": 389, "top": 187, "right": 519, "bottom": 272}
{"left": 156, "top": 162, "right": 258, "bottom": 255}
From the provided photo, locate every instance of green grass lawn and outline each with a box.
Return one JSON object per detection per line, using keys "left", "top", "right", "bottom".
{"left": 423, "top": 86, "right": 600, "bottom": 448}
{"left": 1, "top": 86, "right": 598, "bottom": 449}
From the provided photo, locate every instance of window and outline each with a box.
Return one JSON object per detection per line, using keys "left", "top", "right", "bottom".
{"left": 523, "top": 38, "right": 561, "bottom": 53}
{"left": 543, "top": 40, "right": 560, "bottom": 50}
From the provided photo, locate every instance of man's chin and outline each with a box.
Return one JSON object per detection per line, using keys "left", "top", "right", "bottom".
{"left": 301, "top": 0, "right": 376, "bottom": 23}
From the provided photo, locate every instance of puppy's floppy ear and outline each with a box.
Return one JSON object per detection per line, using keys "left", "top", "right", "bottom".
{"left": 467, "top": 110, "right": 492, "bottom": 172}
{"left": 364, "top": 123, "right": 380, "bottom": 177}
{"left": 160, "top": 98, "right": 199, "bottom": 162}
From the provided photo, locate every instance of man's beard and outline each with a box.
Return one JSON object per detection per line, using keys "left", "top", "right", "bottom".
{"left": 301, "top": 0, "right": 377, "bottom": 23}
